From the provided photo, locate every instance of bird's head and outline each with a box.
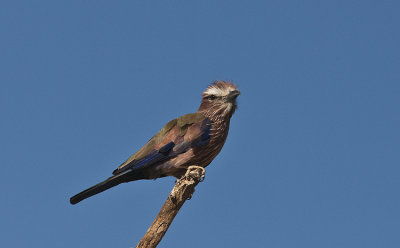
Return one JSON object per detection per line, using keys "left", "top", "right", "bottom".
{"left": 198, "top": 81, "right": 240, "bottom": 119}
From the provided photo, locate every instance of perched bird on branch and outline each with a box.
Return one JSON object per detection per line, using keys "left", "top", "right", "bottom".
{"left": 70, "top": 81, "right": 240, "bottom": 205}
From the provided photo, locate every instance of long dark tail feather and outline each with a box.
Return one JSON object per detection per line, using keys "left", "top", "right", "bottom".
{"left": 70, "top": 170, "right": 137, "bottom": 205}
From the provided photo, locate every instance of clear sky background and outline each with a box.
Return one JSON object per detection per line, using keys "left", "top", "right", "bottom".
{"left": 1, "top": 1, "right": 399, "bottom": 247}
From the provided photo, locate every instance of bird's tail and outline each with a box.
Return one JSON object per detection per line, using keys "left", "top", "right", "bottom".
{"left": 70, "top": 170, "right": 134, "bottom": 205}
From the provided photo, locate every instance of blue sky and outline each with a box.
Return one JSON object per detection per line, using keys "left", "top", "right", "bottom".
{"left": 1, "top": 1, "right": 399, "bottom": 247}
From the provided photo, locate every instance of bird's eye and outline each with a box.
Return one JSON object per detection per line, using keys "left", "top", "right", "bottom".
{"left": 208, "top": 95, "right": 216, "bottom": 100}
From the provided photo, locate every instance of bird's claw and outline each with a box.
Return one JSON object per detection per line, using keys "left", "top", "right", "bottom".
{"left": 186, "top": 166, "right": 206, "bottom": 182}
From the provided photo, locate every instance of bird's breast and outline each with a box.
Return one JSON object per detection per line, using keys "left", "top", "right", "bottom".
{"left": 191, "top": 119, "right": 230, "bottom": 167}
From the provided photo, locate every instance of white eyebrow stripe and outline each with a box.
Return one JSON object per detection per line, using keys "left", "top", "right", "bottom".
{"left": 204, "top": 87, "right": 229, "bottom": 96}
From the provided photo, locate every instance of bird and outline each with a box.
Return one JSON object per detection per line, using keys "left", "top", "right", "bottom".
{"left": 70, "top": 81, "right": 240, "bottom": 205}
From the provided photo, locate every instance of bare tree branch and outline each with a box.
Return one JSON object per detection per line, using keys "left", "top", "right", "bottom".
{"left": 135, "top": 166, "right": 206, "bottom": 248}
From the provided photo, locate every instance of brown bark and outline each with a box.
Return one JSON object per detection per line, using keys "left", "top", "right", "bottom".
{"left": 135, "top": 166, "right": 206, "bottom": 248}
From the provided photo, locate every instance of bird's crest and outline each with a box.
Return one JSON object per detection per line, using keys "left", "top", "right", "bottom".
{"left": 203, "top": 81, "right": 238, "bottom": 98}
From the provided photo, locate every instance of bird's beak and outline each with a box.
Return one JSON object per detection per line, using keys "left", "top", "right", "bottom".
{"left": 227, "top": 90, "right": 240, "bottom": 101}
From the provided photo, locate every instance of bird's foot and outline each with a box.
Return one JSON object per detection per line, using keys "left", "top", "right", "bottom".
{"left": 186, "top": 166, "right": 206, "bottom": 182}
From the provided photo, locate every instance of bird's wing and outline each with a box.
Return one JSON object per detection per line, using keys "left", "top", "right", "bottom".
{"left": 112, "top": 113, "right": 210, "bottom": 175}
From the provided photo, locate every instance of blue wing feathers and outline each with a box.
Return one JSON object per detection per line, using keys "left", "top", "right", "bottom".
{"left": 114, "top": 142, "right": 176, "bottom": 174}
{"left": 194, "top": 118, "right": 211, "bottom": 147}
{"left": 113, "top": 118, "right": 210, "bottom": 175}
{"left": 158, "top": 141, "right": 175, "bottom": 155}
